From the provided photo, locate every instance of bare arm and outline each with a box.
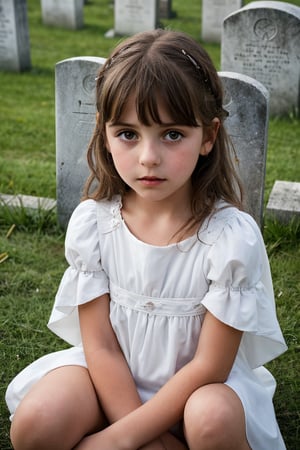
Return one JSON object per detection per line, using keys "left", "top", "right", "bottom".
{"left": 78, "top": 295, "right": 187, "bottom": 450}
{"left": 79, "top": 310, "right": 243, "bottom": 450}
{"left": 78, "top": 294, "right": 142, "bottom": 423}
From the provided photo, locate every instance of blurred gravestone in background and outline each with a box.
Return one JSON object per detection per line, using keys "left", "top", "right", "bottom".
{"left": 0, "top": 0, "right": 31, "bottom": 72}
{"left": 41, "top": 0, "right": 84, "bottom": 30}
{"left": 202, "top": 0, "right": 242, "bottom": 43}
{"left": 113, "top": 0, "right": 158, "bottom": 36}
{"left": 159, "top": 0, "right": 173, "bottom": 19}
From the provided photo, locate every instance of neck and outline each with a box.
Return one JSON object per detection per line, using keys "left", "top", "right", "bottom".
{"left": 123, "top": 190, "right": 191, "bottom": 220}
{"left": 121, "top": 191, "right": 196, "bottom": 246}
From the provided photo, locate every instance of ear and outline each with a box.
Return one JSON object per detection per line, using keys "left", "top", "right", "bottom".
{"left": 199, "top": 118, "right": 220, "bottom": 156}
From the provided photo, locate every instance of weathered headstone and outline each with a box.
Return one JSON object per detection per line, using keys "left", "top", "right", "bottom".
{"left": 0, "top": 0, "right": 31, "bottom": 72}
{"left": 266, "top": 180, "right": 300, "bottom": 223}
{"left": 114, "top": 0, "right": 158, "bottom": 36}
{"left": 221, "top": 1, "right": 300, "bottom": 116}
{"left": 41, "top": 0, "right": 84, "bottom": 30}
{"left": 202, "top": 0, "right": 242, "bottom": 43}
{"left": 159, "top": 0, "right": 173, "bottom": 19}
{"left": 0, "top": 193, "right": 56, "bottom": 211}
{"left": 55, "top": 57, "right": 105, "bottom": 228}
{"left": 219, "top": 72, "right": 270, "bottom": 227}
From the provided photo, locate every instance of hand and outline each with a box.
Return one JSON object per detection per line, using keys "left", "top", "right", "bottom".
{"left": 139, "top": 438, "right": 166, "bottom": 450}
{"left": 73, "top": 429, "right": 121, "bottom": 450}
{"left": 139, "top": 433, "right": 187, "bottom": 450}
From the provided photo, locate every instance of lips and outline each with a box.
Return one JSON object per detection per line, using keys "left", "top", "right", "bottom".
{"left": 139, "top": 176, "right": 165, "bottom": 181}
{"left": 138, "top": 176, "right": 166, "bottom": 186}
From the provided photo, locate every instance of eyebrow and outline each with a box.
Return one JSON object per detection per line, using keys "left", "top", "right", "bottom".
{"left": 108, "top": 121, "right": 190, "bottom": 128}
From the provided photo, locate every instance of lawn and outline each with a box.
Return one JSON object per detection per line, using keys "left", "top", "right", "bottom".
{"left": 0, "top": 0, "right": 299, "bottom": 449}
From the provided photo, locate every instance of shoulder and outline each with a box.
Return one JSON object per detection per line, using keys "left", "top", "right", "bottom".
{"left": 67, "top": 195, "right": 122, "bottom": 238}
{"left": 199, "top": 202, "right": 261, "bottom": 246}
{"left": 202, "top": 204, "right": 266, "bottom": 287}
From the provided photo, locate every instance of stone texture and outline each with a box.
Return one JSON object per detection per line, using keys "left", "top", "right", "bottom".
{"left": 159, "top": 0, "right": 173, "bottom": 19}
{"left": 221, "top": 1, "right": 300, "bottom": 116}
{"left": 0, "top": 0, "right": 31, "bottom": 71}
{"left": 55, "top": 56, "right": 105, "bottom": 228}
{"left": 41, "top": 0, "right": 84, "bottom": 30}
{"left": 114, "top": 0, "right": 158, "bottom": 36}
{"left": 266, "top": 180, "right": 300, "bottom": 223}
{"left": 202, "top": 0, "right": 242, "bottom": 43}
{"left": 219, "top": 71, "right": 270, "bottom": 227}
{"left": 0, "top": 194, "right": 56, "bottom": 210}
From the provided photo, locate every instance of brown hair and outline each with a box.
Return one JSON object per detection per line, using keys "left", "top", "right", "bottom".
{"left": 83, "top": 29, "right": 244, "bottom": 231}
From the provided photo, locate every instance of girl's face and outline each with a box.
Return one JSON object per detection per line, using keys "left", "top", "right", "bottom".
{"left": 105, "top": 95, "right": 218, "bottom": 205}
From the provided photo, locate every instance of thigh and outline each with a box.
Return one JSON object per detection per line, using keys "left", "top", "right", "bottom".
{"left": 183, "top": 383, "right": 251, "bottom": 450}
{"left": 11, "top": 365, "right": 106, "bottom": 450}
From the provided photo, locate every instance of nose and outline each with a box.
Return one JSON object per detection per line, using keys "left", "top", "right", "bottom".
{"left": 139, "top": 140, "right": 161, "bottom": 167}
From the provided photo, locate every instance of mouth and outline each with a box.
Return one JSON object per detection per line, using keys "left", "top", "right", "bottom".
{"left": 138, "top": 176, "right": 166, "bottom": 186}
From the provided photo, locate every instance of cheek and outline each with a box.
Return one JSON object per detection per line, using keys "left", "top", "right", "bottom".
{"left": 172, "top": 152, "right": 199, "bottom": 175}
{"left": 110, "top": 151, "right": 132, "bottom": 174}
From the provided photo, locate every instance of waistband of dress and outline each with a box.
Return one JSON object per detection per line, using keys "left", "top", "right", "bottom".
{"left": 109, "top": 282, "right": 206, "bottom": 317}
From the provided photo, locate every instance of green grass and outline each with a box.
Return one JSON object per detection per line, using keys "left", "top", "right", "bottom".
{"left": 0, "top": 0, "right": 299, "bottom": 449}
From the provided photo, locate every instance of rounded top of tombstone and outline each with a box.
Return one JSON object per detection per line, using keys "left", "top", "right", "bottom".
{"left": 240, "top": 1, "right": 300, "bottom": 17}
{"left": 56, "top": 56, "right": 107, "bottom": 67}
{"left": 218, "top": 71, "right": 270, "bottom": 100}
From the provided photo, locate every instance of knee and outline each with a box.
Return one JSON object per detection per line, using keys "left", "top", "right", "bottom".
{"left": 183, "top": 386, "right": 238, "bottom": 450}
{"left": 10, "top": 397, "right": 60, "bottom": 450}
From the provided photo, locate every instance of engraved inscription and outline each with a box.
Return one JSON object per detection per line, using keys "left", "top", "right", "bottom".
{"left": 72, "top": 100, "right": 96, "bottom": 138}
{"left": 82, "top": 74, "right": 96, "bottom": 94}
{"left": 223, "top": 88, "right": 233, "bottom": 112}
{"left": 254, "top": 18, "right": 277, "bottom": 41}
{"left": 233, "top": 43, "right": 290, "bottom": 92}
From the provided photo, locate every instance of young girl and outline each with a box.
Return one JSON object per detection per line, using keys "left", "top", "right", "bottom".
{"left": 6, "top": 29, "right": 287, "bottom": 450}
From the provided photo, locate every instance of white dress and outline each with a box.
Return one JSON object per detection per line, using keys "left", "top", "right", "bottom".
{"left": 6, "top": 196, "right": 287, "bottom": 449}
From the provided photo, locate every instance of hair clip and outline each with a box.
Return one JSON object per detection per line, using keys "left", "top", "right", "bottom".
{"left": 181, "top": 49, "right": 209, "bottom": 84}
{"left": 181, "top": 49, "right": 201, "bottom": 70}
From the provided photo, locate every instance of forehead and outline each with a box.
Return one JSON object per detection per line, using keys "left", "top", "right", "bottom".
{"left": 110, "top": 93, "right": 177, "bottom": 125}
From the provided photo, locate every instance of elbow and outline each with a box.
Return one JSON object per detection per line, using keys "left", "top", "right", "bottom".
{"left": 190, "top": 358, "right": 230, "bottom": 387}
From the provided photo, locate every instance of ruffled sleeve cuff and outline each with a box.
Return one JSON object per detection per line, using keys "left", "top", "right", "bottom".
{"left": 201, "top": 210, "right": 287, "bottom": 368}
{"left": 47, "top": 200, "right": 109, "bottom": 346}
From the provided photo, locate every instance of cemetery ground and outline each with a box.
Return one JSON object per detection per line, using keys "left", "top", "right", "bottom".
{"left": 0, "top": 0, "right": 299, "bottom": 448}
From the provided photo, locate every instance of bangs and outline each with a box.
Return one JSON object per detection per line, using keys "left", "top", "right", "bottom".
{"left": 102, "top": 54, "right": 200, "bottom": 127}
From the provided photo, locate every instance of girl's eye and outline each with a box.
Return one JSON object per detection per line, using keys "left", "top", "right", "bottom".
{"left": 165, "top": 130, "right": 183, "bottom": 141}
{"left": 117, "top": 130, "right": 137, "bottom": 141}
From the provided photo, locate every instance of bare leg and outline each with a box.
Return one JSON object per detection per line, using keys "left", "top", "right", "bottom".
{"left": 184, "top": 384, "right": 251, "bottom": 450}
{"left": 10, "top": 366, "right": 106, "bottom": 450}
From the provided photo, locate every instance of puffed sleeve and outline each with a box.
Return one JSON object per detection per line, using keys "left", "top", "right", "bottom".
{"left": 47, "top": 200, "right": 109, "bottom": 346}
{"left": 201, "top": 210, "right": 287, "bottom": 368}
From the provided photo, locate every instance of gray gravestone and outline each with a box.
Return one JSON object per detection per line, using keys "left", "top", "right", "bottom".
{"left": 221, "top": 1, "right": 300, "bottom": 116}
{"left": 266, "top": 180, "right": 300, "bottom": 223}
{"left": 0, "top": 0, "right": 31, "bottom": 72}
{"left": 219, "top": 72, "right": 269, "bottom": 227}
{"left": 41, "top": 0, "right": 84, "bottom": 30}
{"left": 202, "top": 0, "right": 242, "bottom": 43}
{"left": 55, "top": 56, "right": 105, "bottom": 228}
{"left": 114, "top": 0, "right": 158, "bottom": 36}
{"left": 159, "top": 0, "right": 173, "bottom": 19}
